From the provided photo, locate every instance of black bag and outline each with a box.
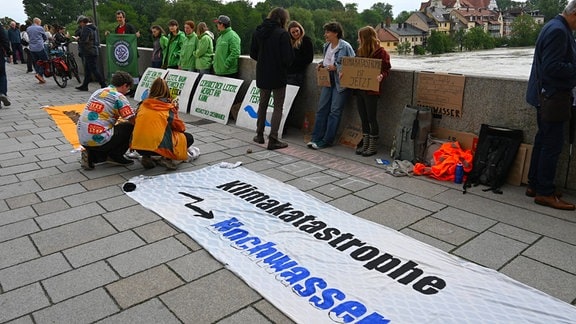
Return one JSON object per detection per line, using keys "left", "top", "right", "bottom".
{"left": 539, "top": 90, "right": 571, "bottom": 122}
{"left": 391, "top": 105, "right": 432, "bottom": 163}
{"left": 21, "top": 39, "right": 29, "bottom": 46}
{"left": 464, "top": 124, "right": 523, "bottom": 194}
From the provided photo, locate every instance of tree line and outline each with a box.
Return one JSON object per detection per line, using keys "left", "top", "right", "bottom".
{"left": 13, "top": 0, "right": 566, "bottom": 55}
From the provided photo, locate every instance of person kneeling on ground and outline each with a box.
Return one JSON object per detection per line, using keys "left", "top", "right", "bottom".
{"left": 77, "top": 71, "right": 136, "bottom": 170}
{"left": 131, "top": 77, "right": 195, "bottom": 170}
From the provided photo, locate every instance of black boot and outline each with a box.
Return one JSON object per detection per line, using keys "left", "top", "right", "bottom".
{"left": 356, "top": 134, "right": 369, "bottom": 155}
{"left": 267, "top": 136, "right": 288, "bottom": 150}
{"left": 362, "top": 135, "right": 378, "bottom": 157}
{"left": 253, "top": 133, "right": 265, "bottom": 144}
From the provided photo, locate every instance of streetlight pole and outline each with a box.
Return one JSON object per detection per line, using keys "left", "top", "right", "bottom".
{"left": 91, "top": 0, "right": 98, "bottom": 27}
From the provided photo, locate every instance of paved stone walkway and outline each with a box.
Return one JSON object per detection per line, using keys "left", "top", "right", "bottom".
{"left": 0, "top": 63, "right": 575, "bottom": 323}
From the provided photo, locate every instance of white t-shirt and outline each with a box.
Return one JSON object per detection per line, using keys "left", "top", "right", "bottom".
{"left": 323, "top": 41, "right": 339, "bottom": 67}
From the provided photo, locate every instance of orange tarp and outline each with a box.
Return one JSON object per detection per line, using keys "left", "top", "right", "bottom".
{"left": 414, "top": 142, "right": 473, "bottom": 182}
{"left": 43, "top": 104, "right": 85, "bottom": 150}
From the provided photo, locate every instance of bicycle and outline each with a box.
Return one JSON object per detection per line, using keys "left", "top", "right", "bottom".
{"left": 35, "top": 43, "right": 81, "bottom": 88}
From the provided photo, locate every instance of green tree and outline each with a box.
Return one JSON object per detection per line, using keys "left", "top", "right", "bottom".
{"left": 462, "top": 26, "right": 495, "bottom": 50}
{"left": 509, "top": 13, "right": 539, "bottom": 46}
{"left": 23, "top": 0, "right": 90, "bottom": 26}
{"left": 370, "top": 2, "right": 394, "bottom": 22}
{"left": 360, "top": 9, "right": 384, "bottom": 27}
{"left": 426, "top": 30, "right": 452, "bottom": 54}
{"left": 396, "top": 41, "right": 411, "bottom": 55}
{"left": 395, "top": 11, "right": 411, "bottom": 24}
{"left": 527, "top": 0, "right": 567, "bottom": 21}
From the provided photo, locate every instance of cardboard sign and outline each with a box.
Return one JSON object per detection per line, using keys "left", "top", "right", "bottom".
{"left": 164, "top": 69, "right": 199, "bottom": 113}
{"left": 338, "top": 123, "right": 363, "bottom": 148}
{"left": 235, "top": 80, "right": 299, "bottom": 138}
{"left": 189, "top": 74, "right": 244, "bottom": 124}
{"left": 316, "top": 67, "right": 330, "bottom": 87}
{"left": 431, "top": 127, "right": 478, "bottom": 152}
{"left": 416, "top": 72, "right": 465, "bottom": 118}
{"left": 134, "top": 68, "right": 169, "bottom": 102}
{"left": 340, "top": 57, "right": 382, "bottom": 92}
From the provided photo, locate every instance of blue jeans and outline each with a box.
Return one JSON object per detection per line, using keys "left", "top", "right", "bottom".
{"left": 528, "top": 107, "right": 565, "bottom": 196}
{"left": 0, "top": 54, "right": 7, "bottom": 95}
{"left": 30, "top": 49, "right": 48, "bottom": 76}
{"left": 311, "top": 73, "right": 349, "bottom": 145}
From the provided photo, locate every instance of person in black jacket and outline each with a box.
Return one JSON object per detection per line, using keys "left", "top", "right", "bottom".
{"left": 286, "top": 20, "right": 313, "bottom": 87}
{"left": 250, "top": 7, "right": 294, "bottom": 150}
{"left": 0, "top": 27, "right": 13, "bottom": 108}
{"left": 76, "top": 16, "right": 106, "bottom": 91}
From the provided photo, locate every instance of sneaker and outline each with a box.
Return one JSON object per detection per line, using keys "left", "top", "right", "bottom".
{"left": 80, "top": 150, "right": 94, "bottom": 170}
{"left": 311, "top": 140, "right": 327, "bottom": 150}
{"left": 157, "top": 157, "right": 178, "bottom": 170}
{"left": 125, "top": 150, "right": 141, "bottom": 159}
{"left": 307, "top": 141, "right": 315, "bottom": 148}
{"left": 106, "top": 156, "right": 135, "bottom": 166}
{"left": 187, "top": 146, "right": 200, "bottom": 162}
{"left": 140, "top": 156, "right": 156, "bottom": 169}
{"left": 0, "top": 94, "right": 11, "bottom": 107}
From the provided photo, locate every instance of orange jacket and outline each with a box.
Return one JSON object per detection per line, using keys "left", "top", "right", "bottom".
{"left": 414, "top": 142, "right": 473, "bottom": 182}
{"left": 131, "top": 98, "right": 188, "bottom": 160}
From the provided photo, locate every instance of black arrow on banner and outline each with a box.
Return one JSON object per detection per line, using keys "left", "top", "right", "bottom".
{"left": 178, "top": 192, "right": 214, "bottom": 219}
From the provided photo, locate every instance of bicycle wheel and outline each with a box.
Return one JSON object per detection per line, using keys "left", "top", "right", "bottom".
{"left": 52, "top": 61, "right": 67, "bottom": 88}
{"left": 67, "top": 54, "right": 81, "bottom": 83}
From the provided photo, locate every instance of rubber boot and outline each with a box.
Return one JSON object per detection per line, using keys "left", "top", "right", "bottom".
{"left": 362, "top": 135, "right": 378, "bottom": 157}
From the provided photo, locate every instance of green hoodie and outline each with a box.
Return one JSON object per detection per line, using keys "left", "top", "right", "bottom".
{"left": 179, "top": 32, "right": 198, "bottom": 71}
{"left": 162, "top": 30, "right": 186, "bottom": 68}
{"left": 194, "top": 31, "right": 214, "bottom": 71}
{"left": 213, "top": 27, "right": 240, "bottom": 76}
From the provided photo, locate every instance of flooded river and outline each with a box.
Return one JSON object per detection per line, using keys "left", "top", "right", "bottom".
{"left": 389, "top": 47, "right": 534, "bottom": 80}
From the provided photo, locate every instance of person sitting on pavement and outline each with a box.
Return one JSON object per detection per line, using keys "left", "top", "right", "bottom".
{"left": 77, "top": 71, "right": 136, "bottom": 170}
{"left": 131, "top": 77, "right": 195, "bottom": 170}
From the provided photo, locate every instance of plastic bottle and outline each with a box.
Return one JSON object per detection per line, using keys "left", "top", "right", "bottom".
{"left": 454, "top": 162, "right": 464, "bottom": 184}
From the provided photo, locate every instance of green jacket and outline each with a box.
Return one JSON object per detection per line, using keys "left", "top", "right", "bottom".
{"left": 179, "top": 32, "right": 198, "bottom": 71}
{"left": 194, "top": 31, "right": 214, "bottom": 71}
{"left": 213, "top": 27, "right": 241, "bottom": 76}
{"left": 162, "top": 30, "right": 185, "bottom": 68}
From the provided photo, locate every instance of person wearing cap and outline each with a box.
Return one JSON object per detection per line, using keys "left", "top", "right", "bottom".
{"left": 212, "top": 15, "right": 241, "bottom": 78}
{"left": 250, "top": 7, "right": 294, "bottom": 150}
{"left": 76, "top": 16, "right": 107, "bottom": 91}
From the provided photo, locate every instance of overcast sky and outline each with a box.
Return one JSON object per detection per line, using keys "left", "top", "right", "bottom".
{"left": 4, "top": 0, "right": 423, "bottom": 25}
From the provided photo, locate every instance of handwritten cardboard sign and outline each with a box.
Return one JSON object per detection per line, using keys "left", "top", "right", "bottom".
{"left": 416, "top": 71, "right": 465, "bottom": 118}
{"left": 317, "top": 67, "right": 330, "bottom": 87}
{"left": 340, "top": 57, "right": 382, "bottom": 92}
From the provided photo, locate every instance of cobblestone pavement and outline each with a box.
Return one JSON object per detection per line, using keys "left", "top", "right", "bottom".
{"left": 1, "top": 63, "right": 575, "bottom": 323}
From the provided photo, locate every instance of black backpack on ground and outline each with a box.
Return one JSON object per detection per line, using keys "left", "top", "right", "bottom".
{"left": 463, "top": 124, "right": 523, "bottom": 194}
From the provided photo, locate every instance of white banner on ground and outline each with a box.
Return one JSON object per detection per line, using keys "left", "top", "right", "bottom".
{"left": 189, "top": 75, "right": 244, "bottom": 124}
{"left": 164, "top": 69, "right": 199, "bottom": 113}
{"left": 134, "top": 68, "right": 169, "bottom": 102}
{"left": 236, "top": 81, "right": 299, "bottom": 138}
{"left": 125, "top": 166, "right": 576, "bottom": 324}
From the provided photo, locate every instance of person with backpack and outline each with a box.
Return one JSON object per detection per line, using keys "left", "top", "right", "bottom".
{"left": 525, "top": 0, "right": 576, "bottom": 210}
{"left": 76, "top": 16, "right": 106, "bottom": 91}
{"left": 353, "top": 26, "right": 391, "bottom": 157}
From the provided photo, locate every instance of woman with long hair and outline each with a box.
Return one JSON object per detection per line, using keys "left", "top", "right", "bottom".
{"left": 194, "top": 22, "right": 214, "bottom": 75}
{"left": 286, "top": 21, "right": 313, "bottom": 87}
{"left": 354, "top": 26, "right": 391, "bottom": 156}
{"left": 250, "top": 7, "right": 294, "bottom": 150}
{"left": 131, "top": 77, "right": 195, "bottom": 170}
{"left": 150, "top": 25, "right": 166, "bottom": 68}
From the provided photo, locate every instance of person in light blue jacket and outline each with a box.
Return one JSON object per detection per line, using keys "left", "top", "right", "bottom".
{"left": 308, "top": 21, "right": 355, "bottom": 150}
